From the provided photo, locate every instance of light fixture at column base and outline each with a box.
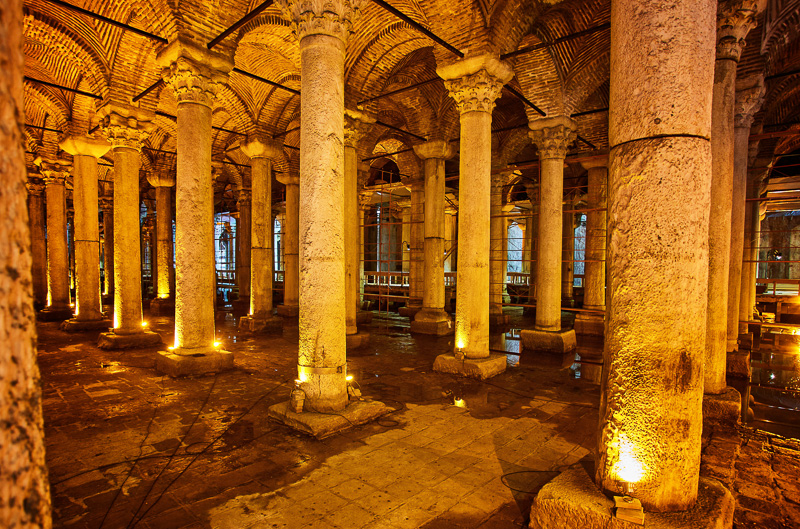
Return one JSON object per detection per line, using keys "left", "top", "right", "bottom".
{"left": 267, "top": 399, "right": 389, "bottom": 440}
{"left": 520, "top": 328, "right": 577, "bottom": 354}
{"left": 37, "top": 307, "right": 74, "bottom": 322}
{"left": 702, "top": 387, "right": 741, "bottom": 425}
{"left": 97, "top": 330, "right": 162, "bottom": 350}
{"left": 61, "top": 318, "right": 112, "bottom": 332}
{"left": 528, "top": 464, "right": 733, "bottom": 529}
{"left": 149, "top": 297, "right": 175, "bottom": 316}
{"left": 433, "top": 353, "right": 507, "bottom": 380}
{"left": 239, "top": 315, "right": 283, "bottom": 334}
{"left": 276, "top": 304, "right": 299, "bottom": 318}
{"left": 346, "top": 331, "right": 370, "bottom": 349}
{"left": 156, "top": 348, "right": 234, "bottom": 377}
{"left": 574, "top": 312, "right": 605, "bottom": 337}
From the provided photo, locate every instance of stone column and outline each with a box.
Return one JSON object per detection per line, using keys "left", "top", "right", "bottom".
{"left": 520, "top": 220, "right": 530, "bottom": 275}
{"left": 59, "top": 135, "right": 111, "bottom": 330}
{"left": 727, "top": 79, "right": 764, "bottom": 350}
{"left": 155, "top": 38, "right": 233, "bottom": 374}
{"left": 489, "top": 172, "right": 509, "bottom": 325}
{"left": 148, "top": 172, "right": 176, "bottom": 315}
{"left": 520, "top": 117, "right": 578, "bottom": 354}
{"left": 411, "top": 140, "right": 455, "bottom": 335}
{"left": 401, "top": 208, "right": 411, "bottom": 273}
{"left": 561, "top": 207, "right": 576, "bottom": 307}
{"left": 95, "top": 103, "right": 161, "bottom": 348}
{"left": 0, "top": 2, "right": 52, "bottom": 520}
{"left": 434, "top": 54, "right": 512, "bottom": 379}
{"left": 526, "top": 185, "right": 538, "bottom": 306}
{"left": 705, "top": 0, "right": 757, "bottom": 394}
{"left": 27, "top": 181, "right": 48, "bottom": 310}
{"left": 240, "top": 137, "right": 283, "bottom": 333}
{"left": 398, "top": 177, "right": 424, "bottom": 317}
{"left": 742, "top": 162, "right": 769, "bottom": 326}
{"left": 275, "top": 0, "right": 360, "bottom": 412}
{"left": 344, "top": 109, "right": 374, "bottom": 347}
{"left": 598, "top": 0, "right": 715, "bottom": 511}
{"left": 235, "top": 187, "right": 252, "bottom": 308}
{"left": 100, "top": 195, "right": 114, "bottom": 300}
{"left": 276, "top": 173, "right": 299, "bottom": 319}
{"left": 36, "top": 158, "right": 72, "bottom": 321}
{"left": 358, "top": 190, "right": 373, "bottom": 313}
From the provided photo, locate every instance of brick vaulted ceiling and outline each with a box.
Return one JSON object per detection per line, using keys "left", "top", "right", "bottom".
{"left": 20, "top": 0, "right": 800, "bottom": 201}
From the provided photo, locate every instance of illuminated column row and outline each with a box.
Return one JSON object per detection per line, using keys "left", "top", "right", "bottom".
{"left": 36, "top": 158, "right": 72, "bottom": 320}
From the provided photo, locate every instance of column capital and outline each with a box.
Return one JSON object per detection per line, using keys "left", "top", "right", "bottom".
{"left": 96, "top": 102, "right": 156, "bottom": 151}
{"left": 240, "top": 136, "right": 283, "bottom": 160}
{"left": 35, "top": 157, "right": 71, "bottom": 184}
{"left": 344, "top": 108, "right": 375, "bottom": 148}
{"left": 236, "top": 187, "right": 252, "bottom": 206}
{"left": 438, "top": 54, "right": 513, "bottom": 115}
{"left": 358, "top": 191, "right": 373, "bottom": 210}
{"left": 277, "top": 173, "right": 300, "bottom": 186}
{"left": 734, "top": 76, "right": 766, "bottom": 129}
{"left": 157, "top": 37, "right": 233, "bottom": 108}
{"left": 147, "top": 171, "right": 176, "bottom": 188}
{"left": 413, "top": 140, "right": 455, "bottom": 160}
{"left": 401, "top": 174, "right": 424, "bottom": 190}
{"left": 99, "top": 196, "right": 113, "bottom": 211}
{"left": 212, "top": 161, "right": 226, "bottom": 183}
{"left": 580, "top": 154, "right": 609, "bottom": 171}
{"left": 59, "top": 134, "right": 111, "bottom": 159}
{"left": 716, "top": 0, "right": 759, "bottom": 61}
{"left": 276, "top": 0, "right": 363, "bottom": 42}
{"left": 26, "top": 181, "right": 46, "bottom": 195}
{"left": 529, "top": 116, "right": 578, "bottom": 160}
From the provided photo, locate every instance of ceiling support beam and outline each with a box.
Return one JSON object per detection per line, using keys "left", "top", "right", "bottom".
{"left": 207, "top": 0, "right": 274, "bottom": 49}
{"left": 500, "top": 22, "right": 610, "bottom": 60}
{"left": 369, "top": 0, "right": 463, "bottom": 58}
{"left": 132, "top": 79, "right": 165, "bottom": 103}
{"left": 42, "top": 0, "right": 168, "bottom": 44}
{"left": 24, "top": 76, "right": 102, "bottom": 99}
{"left": 358, "top": 78, "right": 439, "bottom": 105}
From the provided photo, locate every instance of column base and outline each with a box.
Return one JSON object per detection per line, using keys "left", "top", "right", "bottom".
{"left": 61, "top": 318, "right": 112, "bottom": 332}
{"left": 529, "top": 464, "right": 733, "bottom": 529}
{"left": 156, "top": 348, "right": 234, "bottom": 377}
{"left": 239, "top": 314, "right": 283, "bottom": 334}
{"left": 737, "top": 332, "right": 753, "bottom": 351}
{"left": 97, "top": 330, "right": 162, "bottom": 350}
{"left": 398, "top": 304, "right": 422, "bottom": 318}
{"left": 231, "top": 297, "right": 250, "bottom": 316}
{"left": 521, "top": 328, "right": 577, "bottom": 354}
{"left": 432, "top": 353, "right": 507, "bottom": 380}
{"left": 574, "top": 312, "right": 605, "bottom": 337}
{"left": 356, "top": 310, "right": 373, "bottom": 325}
{"left": 267, "top": 399, "right": 389, "bottom": 440}
{"left": 346, "top": 331, "right": 370, "bottom": 349}
{"left": 703, "top": 387, "right": 741, "bottom": 425}
{"left": 149, "top": 297, "right": 175, "bottom": 316}
{"left": 37, "top": 307, "right": 74, "bottom": 322}
{"left": 726, "top": 350, "right": 751, "bottom": 379}
{"left": 276, "top": 304, "right": 299, "bottom": 319}
{"left": 410, "top": 308, "right": 454, "bottom": 335}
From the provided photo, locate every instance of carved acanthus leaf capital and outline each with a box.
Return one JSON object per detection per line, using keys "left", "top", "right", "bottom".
{"left": 157, "top": 38, "right": 233, "bottom": 108}
{"left": 529, "top": 116, "right": 578, "bottom": 160}
{"left": 358, "top": 191, "right": 373, "bottom": 210}
{"left": 236, "top": 187, "right": 252, "bottom": 206}
{"left": 276, "top": 0, "right": 363, "bottom": 42}
{"left": 734, "top": 77, "right": 766, "bottom": 129}
{"left": 240, "top": 136, "right": 284, "bottom": 160}
{"left": 35, "top": 157, "right": 71, "bottom": 184}
{"left": 438, "top": 54, "right": 513, "bottom": 115}
{"left": 147, "top": 171, "right": 176, "bottom": 188}
{"left": 716, "top": 0, "right": 759, "bottom": 61}
{"left": 344, "top": 108, "right": 375, "bottom": 148}
{"left": 26, "top": 181, "right": 45, "bottom": 196}
{"left": 96, "top": 102, "right": 156, "bottom": 151}
{"left": 99, "top": 197, "right": 113, "bottom": 211}
{"left": 413, "top": 140, "right": 455, "bottom": 160}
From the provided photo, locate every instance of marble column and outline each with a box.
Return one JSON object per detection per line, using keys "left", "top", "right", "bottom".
{"left": 358, "top": 190, "right": 373, "bottom": 312}
{"left": 276, "top": 0, "right": 359, "bottom": 412}
{"left": 96, "top": 103, "right": 161, "bottom": 348}
{"left": 526, "top": 185, "right": 538, "bottom": 306}
{"left": 489, "top": 172, "right": 510, "bottom": 325}
{"left": 520, "top": 221, "right": 530, "bottom": 275}
{"left": 100, "top": 194, "right": 114, "bottom": 300}
{"left": 411, "top": 140, "right": 455, "bottom": 335}
{"left": 36, "top": 157, "right": 73, "bottom": 321}
{"left": 344, "top": 109, "right": 374, "bottom": 347}
{"left": 240, "top": 137, "right": 283, "bottom": 333}
{"left": 520, "top": 117, "right": 578, "bottom": 354}
{"left": 397, "top": 177, "right": 424, "bottom": 317}
{"left": 434, "top": 54, "right": 512, "bottom": 379}
{"left": 27, "top": 181, "right": 48, "bottom": 309}
{"left": 236, "top": 187, "right": 252, "bottom": 305}
{"left": 276, "top": 173, "right": 299, "bottom": 319}
{"left": 705, "top": 0, "right": 757, "bottom": 394}
{"left": 148, "top": 172, "right": 176, "bottom": 315}
{"left": 155, "top": 38, "right": 233, "bottom": 374}
{"left": 561, "top": 207, "right": 576, "bottom": 307}
{"left": 60, "top": 135, "right": 111, "bottom": 330}
{"left": 598, "top": 0, "right": 715, "bottom": 511}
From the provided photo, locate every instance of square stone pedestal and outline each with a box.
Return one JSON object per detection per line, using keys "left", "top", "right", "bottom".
{"left": 346, "top": 332, "right": 370, "bottom": 349}
{"left": 574, "top": 312, "right": 604, "bottom": 337}
{"left": 268, "top": 399, "right": 389, "bottom": 439}
{"left": 356, "top": 311, "right": 373, "bottom": 325}
{"left": 726, "top": 351, "right": 750, "bottom": 379}
{"left": 156, "top": 349, "right": 234, "bottom": 377}
{"left": 276, "top": 304, "right": 299, "bottom": 319}
{"left": 38, "top": 307, "right": 74, "bottom": 322}
{"left": 521, "top": 328, "right": 577, "bottom": 354}
{"left": 398, "top": 305, "right": 422, "bottom": 318}
{"left": 737, "top": 332, "right": 753, "bottom": 351}
{"left": 529, "top": 464, "right": 734, "bottom": 529}
{"left": 149, "top": 297, "right": 175, "bottom": 316}
{"left": 61, "top": 318, "right": 112, "bottom": 332}
{"left": 703, "top": 387, "right": 741, "bottom": 425}
{"left": 433, "top": 353, "right": 507, "bottom": 380}
{"left": 97, "top": 330, "right": 162, "bottom": 350}
{"left": 239, "top": 315, "right": 283, "bottom": 333}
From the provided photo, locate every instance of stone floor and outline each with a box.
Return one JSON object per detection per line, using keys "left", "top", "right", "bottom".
{"left": 37, "top": 309, "right": 800, "bottom": 528}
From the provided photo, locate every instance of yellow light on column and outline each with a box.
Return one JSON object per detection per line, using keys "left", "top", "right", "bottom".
{"left": 613, "top": 433, "right": 646, "bottom": 484}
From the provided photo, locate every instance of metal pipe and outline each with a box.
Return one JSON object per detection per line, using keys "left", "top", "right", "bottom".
{"left": 375, "top": 120, "right": 427, "bottom": 141}
{"left": 207, "top": 0, "right": 274, "bottom": 49}
{"left": 132, "top": 79, "right": 164, "bottom": 103}
{"left": 369, "top": 0, "right": 463, "bottom": 58}
{"left": 43, "top": 0, "right": 168, "bottom": 44}
{"left": 232, "top": 67, "right": 300, "bottom": 95}
{"left": 504, "top": 85, "right": 546, "bottom": 116}
{"left": 358, "top": 77, "right": 439, "bottom": 105}
{"left": 24, "top": 76, "right": 102, "bottom": 99}
{"left": 501, "top": 22, "right": 610, "bottom": 60}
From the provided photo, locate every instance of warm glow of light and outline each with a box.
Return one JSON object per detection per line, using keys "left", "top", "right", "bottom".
{"left": 346, "top": 375, "right": 353, "bottom": 381}
{"left": 167, "top": 346, "right": 175, "bottom": 351}
{"left": 297, "top": 367, "right": 308, "bottom": 383}
{"left": 613, "top": 433, "right": 646, "bottom": 484}
{"left": 113, "top": 314, "right": 119, "bottom": 329}
{"left": 454, "top": 398, "right": 466, "bottom": 408}
{"left": 141, "top": 321, "right": 148, "bottom": 327}
{"left": 456, "top": 337, "right": 465, "bottom": 350}
{"left": 213, "top": 341, "right": 221, "bottom": 348}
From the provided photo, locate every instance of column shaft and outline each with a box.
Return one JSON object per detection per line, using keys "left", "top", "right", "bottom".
{"left": 726, "top": 125, "right": 749, "bottom": 349}
{"left": 155, "top": 186, "right": 173, "bottom": 299}
{"left": 423, "top": 157, "right": 446, "bottom": 312}
{"left": 250, "top": 157, "right": 275, "bottom": 318}
{"left": 72, "top": 154, "right": 103, "bottom": 320}
{"left": 408, "top": 181, "right": 424, "bottom": 307}
{"left": 284, "top": 182, "right": 299, "bottom": 309}
{"left": 583, "top": 166, "right": 607, "bottom": 310}
{"left": 45, "top": 178, "right": 70, "bottom": 310}
{"left": 536, "top": 159, "right": 565, "bottom": 331}
{"left": 103, "top": 206, "right": 114, "bottom": 297}
{"left": 28, "top": 187, "right": 48, "bottom": 308}
{"left": 490, "top": 176, "right": 505, "bottom": 318}
{"left": 239, "top": 197, "right": 252, "bottom": 298}
{"left": 561, "top": 210, "right": 575, "bottom": 303}
{"left": 345, "top": 144, "right": 359, "bottom": 334}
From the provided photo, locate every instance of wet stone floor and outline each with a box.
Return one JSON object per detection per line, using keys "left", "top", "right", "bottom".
{"left": 36, "top": 308, "right": 800, "bottom": 528}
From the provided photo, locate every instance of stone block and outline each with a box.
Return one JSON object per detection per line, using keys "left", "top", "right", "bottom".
{"left": 737, "top": 332, "right": 753, "bottom": 351}
{"left": 267, "top": 399, "right": 389, "bottom": 439}
{"left": 276, "top": 304, "right": 299, "bottom": 319}
{"left": 521, "top": 328, "right": 577, "bottom": 354}
{"left": 239, "top": 315, "right": 283, "bottom": 334}
{"left": 410, "top": 319, "right": 454, "bottom": 335}
{"left": 726, "top": 351, "right": 750, "bottom": 379}
{"left": 574, "top": 312, "right": 605, "bottom": 337}
{"left": 356, "top": 311, "right": 373, "bottom": 325}
{"left": 433, "top": 353, "right": 507, "bottom": 380}
{"left": 97, "top": 330, "right": 162, "bottom": 350}
{"left": 61, "top": 318, "right": 112, "bottom": 332}
{"left": 529, "top": 465, "right": 734, "bottom": 529}
{"left": 346, "top": 331, "right": 370, "bottom": 349}
{"left": 149, "top": 297, "right": 175, "bottom": 316}
{"left": 703, "top": 387, "right": 741, "bottom": 425}
{"left": 37, "top": 307, "right": 74, "bottom": 322}
{"left": 398, "top": 305, "right": 422, "bottom": 318}
{"left": 489, "top": 313, "right": 510, "bottom": 327}
{"left": 156, "top": 349, "right": 234, "bottom": 377}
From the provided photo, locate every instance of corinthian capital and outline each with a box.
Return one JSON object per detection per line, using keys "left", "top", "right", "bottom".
{"left": 734, "top": 76, "right": 766, "bottom": 129}
{"left": 344, "top": 108, "right": 375, "bottom": 148}
{"left": 96, "top": 102, "right": 156, "bottom": 151}
{"left": 157, "top": 37, "right": 233, "bottom": 108}
{"left": 26, "top": 181, "right": 45, "bottom": 196}
{"left": 35, "top": 157, "right": 71, "bottom": 184}
{"left": 276, "top": 0, "right": 363, "bottom": 42}
{"left": 529, "top": 116, "right": 578, "bottom": 160}
{"left": 437, "top": 54, "right": 513, "bottom": 115}
{"left": 716, "top": 0, "right": 759, "bottom": 61}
